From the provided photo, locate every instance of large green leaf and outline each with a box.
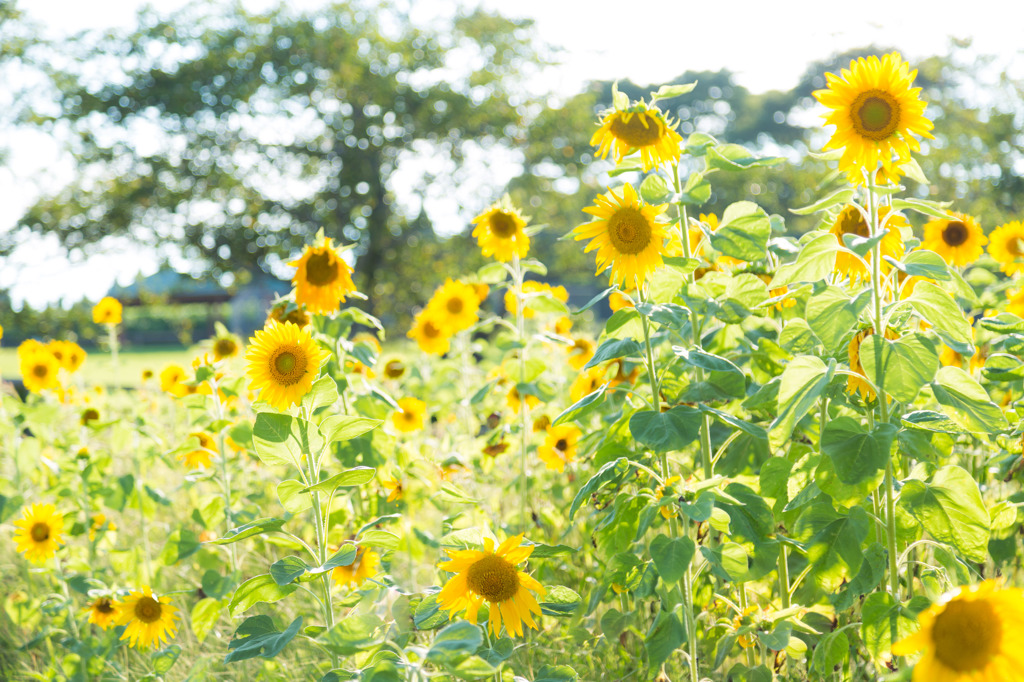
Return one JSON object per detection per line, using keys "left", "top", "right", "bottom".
{"left": 228, "top": 574, "right": 297, "bottom": 617}
{"left": 900, "top": 465, "right": 991, "bottom": 562}
{"left": 805, "top": 286, "right": 871, "bottom": 351}
{"left": 629, "top": 406, "right": 702, "bottom": 452}
{"left": 931, "top": 366, "right": 1007, "bottom": 434}
{"left": 568, "top": 458, "right": 630, "bottom": 520}
{"left": 584, "top": 338, "right": 643, "bottom": 370}
{"left": 649, "top": 534, "right": 695, "bottom": 583}
{"left": 820, "top": 417, "right": 896, "bottom": 485}
{"left": 770, "top": 233, "right": 838, "bottom": 287}
{"left": 857, "top": 333, "right": 939, "bottom": 404}
{"left": 707, "top": 201, "right": 771, "bottom": 261}
{"left": 770, "top": 356, "right": 832, "bottom": 449}
{"left": 908, "top": 281, "right": 973, "bottom": 354}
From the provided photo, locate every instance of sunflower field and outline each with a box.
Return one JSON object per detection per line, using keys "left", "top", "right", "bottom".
{"left": 5, "top": 51, "right": 1024, "bottom": 682}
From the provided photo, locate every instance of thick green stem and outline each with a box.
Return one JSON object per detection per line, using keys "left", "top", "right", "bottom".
{"left": 867, "top": 172, "right": 901, "bottom": 605}
{"left": 107, "top": 323, "right": 119, "bottom": 368}
{"left": 513, "top": 254, "right": 530, "bottom": 531}
{"left": 778, "top": 543, "right": 791, "bottom": 610}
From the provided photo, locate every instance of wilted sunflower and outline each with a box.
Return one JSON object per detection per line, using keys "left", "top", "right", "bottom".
{"left": 86, "top": 596, "right": 118, "bottom": 629}
{"left": 114, "top": 586, "right": 178, "bottom": 649}
{"left": 830, "top": 204, "right": 907, "bottom": 279}
{"left": 80, "top": 407, "right": 100, "bottom": 426}
{"left": 471, "top": 196, "right": 530, "bottom": 262}
{"left": 892, "top": 581, "right": 1024, "bottom": 681}
{"left": 289, "top": 233, "right": 357, "bottom": 315}
{"left": 408, "top": 310, "right": 451, "bottom": 356}
{"left": 987, "top": 221, "right": 1024, "bottom": 275}
{"left": 92, "top": 297, "right": 123, "bottom": 325}
{"left": 847, "top": 326, "right": 900, "bottom": 399}
{"left": 332, "top": 546, "right": 381, "bottom": 587}
{"left": 382, "top": 358, "right": 406, "bottom": 379}
{"left": 180, "top": 432, "right": 216, "bottom": 469}
{"left": 922, "top": 212, "right": 986, "bottom": 267}
{"left": 427, "top": 278, "right": 481, "bottom": 334}
{"left": 392, "top": 397, "right": 426, "bottom": 433}
{"left": 268, "top": 299, "right": 312, "bottom": 328}
{"left": 245, "top": 320, "right": 330, "bottom": 411}
{"left": 437, "top": 533, "right": 545, "bottom": 638}
{"left": 537, "top": 424, "right": 581, "bottom": 473}
{"left": 814, "top": 52, "right": 933, "bottom": 183}
{"left": 591, "top": 103, "right": 684, "bottom": 172}
{"left": 574, "top": 184, "right": 669, "bottom": 288}
{"left": 20, "top": 349, "right": 61, "bottom": 394}
{"left": 13, "top": 503, "right": 64, "bottom": 564}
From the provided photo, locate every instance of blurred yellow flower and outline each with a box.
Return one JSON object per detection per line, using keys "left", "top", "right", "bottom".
{"left": 332, "top": 546, "right": 381, "bottom": 587}
{"left": 504, "top": 281, "right": 568, "bottom": 320}
{"left": 830, "top": 204, "right": 906, "bottom": 279}
{"left": 537, "top": 424, "right": 581, "bottom": 473}
{"left": 471, "top": 196, "right": 530, "bottom": 262}
{"left": 114, "top": 586, "right": 177, "bottom": 650}
{"left": 392, "top": 397, "right": 426, "bottom": 433}
{"left": 13, "top": 503, "right": 64, "bottom": 564}
{"left": 86, "top": 596, "right": 118, "bottom": 629}
{"left": 591, "top": 104, "right": 683, "bottom": 172}
{"left": 92, "top": 297, "right": 123, "bottom": 325}
{"left": 290, "top": 233, "right": 357, "bottom": 315}
{"left": 180, "top": 432, "right": 216, "bottom": 469}
{"left": 427, "top": 278, "right": 481, "bottom": 333}
{"left": 382, "top": 477, "right": 404, "bottom": 503}
{"left": 20, "top": 349, "right": 61, "bottom": 394}
{"left": 986, "top": 221, "right": 1024, "bottom": 275}
{"left": 408, "top": 310, "right": 451, "bottom": 356}
{"left": 922, "top": 212, "right": 986, "bottom": 267}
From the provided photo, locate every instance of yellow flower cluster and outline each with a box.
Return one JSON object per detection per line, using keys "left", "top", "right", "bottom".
{"left": 407, "top": 279, "right": 484, "bottom": 355}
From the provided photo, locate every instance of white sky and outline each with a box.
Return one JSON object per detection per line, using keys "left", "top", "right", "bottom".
{"left": 3, "top": 0, "right": 1023, "bottom": 308}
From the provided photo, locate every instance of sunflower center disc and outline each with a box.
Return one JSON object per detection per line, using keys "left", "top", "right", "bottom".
{"left": 608, "top": 208, "right": 652, "bottom": 255}
{"left": 466, "top": 554, "right": 520, "bottom": 603}
{"left": 931, "top": 599, "right": 1001, "bottom": 672}
{"left": 609, "top": 112, "right": 663, "bottom": 147}
{"left": 32, "top": 364, "right": 49, "bottom": 379}
{"left": 488, "top": 212, "right": 517, "bottom": 238}
{"left": 270, "top": 347, "right": 308, "bottom": 385}
{"left": 555, "top": 438, "right": 568, "bottom": 452}
{"left": 215, "top": 338, "right": 237, "bottom": 356}
{"left": 446, "top": 297, "right": 464, "bottom": 315}
{"left": 423, "top": 322, "right": 441, "bottom": 339}
{"left": 135, "top": 596, "right": 163, "bottom": 624}
{"left": 305, "top": 251, "right": 340, "bottom": 286}
{"left": 96, "top": 599, "right": 114, "bottom": 614}
{"left": 30, "top": 522, "right": 50, "bottom": 542}
{"left": 1010, "top": 238, "right": 1024, "bottom": 256}
{"left": 838, "top": 206, "right": 871, "bottom": 238}
{"left": 943, "top": 221, "right": 969, "bottom": 247}
{"left": 851, "top": 90, "right": 901, "bottom": 140}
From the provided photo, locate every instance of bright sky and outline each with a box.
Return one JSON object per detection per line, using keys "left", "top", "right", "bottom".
{"left": 3, "top": 0, "right": 1023, "bottom": 308}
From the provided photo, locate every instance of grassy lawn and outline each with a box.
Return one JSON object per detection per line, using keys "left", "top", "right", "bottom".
{"left": 0, "top": 346, "right": 197, "bottom": 387}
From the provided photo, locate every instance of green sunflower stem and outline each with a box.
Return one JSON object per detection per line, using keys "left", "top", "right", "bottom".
{"left": 512, "top": 253, "right": 531, "bottom": 532}
{"left": 867, "top": 172, "right": 902, "bottom": 607}
{"left": 107, "top": 323, "right": 119, "bottom": 368}
{"left": 210, "top": 377, "right": 238, "bottom": 574}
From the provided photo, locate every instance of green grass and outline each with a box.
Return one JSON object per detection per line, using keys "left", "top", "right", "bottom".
{"left": 0, "top": 346, "right": 196, "bottom": 387}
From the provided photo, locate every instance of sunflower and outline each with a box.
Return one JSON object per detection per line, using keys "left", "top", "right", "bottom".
{"left": 408, "top": 310, "right": 451, "bottom": 356}
{"left": 289, "top": 233, "right": 357, "bottom": 315}
{"left": 437, "top": 533, "right": 545, "bottom": 638}
{"left": 987, "top": 221, "right": 1024, "bottom": 275}
{"left": 567, "top": 337, "right": 595, "bottom": 371}
{"left": 656, "top": 475, "right": 682, "bottom": 520}
{"left": 471, "top": 196, "right": 530, "bottom": 262}
{"left": 504, "top": 281, "right": 569, "bottom": 320}
{"left": 180, "top": 432, "right": 216, "bottom": 469}
{"left": 245, "top": 320, "right": 330, "bottom": 411}
{"left": 268, "top": 299, "right": 312, "bottom": 328}
{"left": 847, "top": 326, "right": 900, "bottom": 399}
{"left": 922, "top": 212, "right": 986, "bottom": 267}
{"left": 114, "top": 586, "right": 178, "bottom": 649}
{"left": 92, "top": 297, "right": 123, "bottom": 325}
{"left": 86, "top": 596, "right": 118, "bottom": 629}
{"left": 813, "top": 52, "right": 933, "bottom": 184}
{"left": 506, "top": 385, "right": 541, "bottom": 414}
{"left": 393, "top": 397, "right": 426, "bottom": 433}
{"left": 591, "top": 103, "right": 684, "bottom": 172}
{"left": 1009, "top": 290, "right": 1024, "bottom": 318}
{"left": 48, "top": 340, "right": 86, "bottom": 373}
{"left": 20, "top": 349, "right": 61, "bottom": 394}
{"left": 892, "top": 580, "right": 1024, "bottom": 681}
{"left": 141, "top": 368, "right": 154, "bottom": 381}
{"left": 427, "top": 279, "right": 481, "bottom": 333}
{"left": 332, "top": 546, "right": 381, "bottom": 587}
{"left": 12, "top": 503, "right": 64, "bottom": 564}
{"left": 473, "top": 283, "right": 490, "bottom": 302}
{"left": 80, "top": 407, "right": 100, "bottom": 426}
{"left": 537, "top": 424, "right": 581, "bottom": 473}
{"left": 211, "top": 329, "right": 242, "bottom": 361}
{"left": 574, "top": 184, "right": 670, "bottom": 288}
{"left": 159, "top": 365, "right": 188, "bottom": 396}
{"left": 553, "top": 316, "right": 573, "bottom": 337}
{"left": 382, "top": 358, "right": 406, "bottom": 379}
{"left": 570, "top": 367, "right": 607, "bottom": 403}
{"left": 382, "top": 477, "right": 404, "bottom": 503}
{"left": 89, "top": 513, "right": 116, "bottom": 541}
{"left": 532, "top": 414, "right": 551, "bottom": 432}
{"left": 830, "top": 204, "right": 907, "bottom": 279}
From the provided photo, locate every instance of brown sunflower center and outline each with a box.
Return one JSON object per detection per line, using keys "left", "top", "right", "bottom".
{"left": 95, "top": 598, "right": 114, "bottom": 614}
{"left": 423, "top": 321, "right": 441, "bottom": 339}
{"left": 488, "top": 212, "right": 517, "bottom": 238}
{"left": 607, "top": 208, "right": 653, "bottom": 255}
{"left": 942, "top": 221, "right": 969, "bottom": 247}
{"left": 609, "top": 111, "right": 664, "bottom": 148}
{"left": 30, "top": 522, "right": 51, "bottom": 542}
{"left": 134, "top": 596, "right": 163, "bottom": 624}
{"left": 304, "top": 251, "right": 339, "bottom": 286}
{"left": 384, "top": 360, "right": 405, "bottom": 378}
{"left": 931, "top": 598, "right": 1002, "bottom": 672}
{"left": 446, "top": 296, "right": 464, "bottom": 315}
{"left": 32, "top": 364, "right": 50, "bottom": 379}
{"left": 836, "top": 206, "right": 870, "bottom": 238}
{"left": 81, "top": 408, "right": 100, "bottom": 424}
{"left": 269, "top": 346, "right": 308, "bottom": 385}
{"left": 1009, "top": 237, "right": 1024, "bottom": 256}
{"left": 214, "top": 338, "right": 238, "bottom": 357}
{"left": 466, "top": 553, "right": 520, "bottom": 603}
{"left": 850, "top": 89, "right": 901, "bottom": 141}
{"left": 555, "top": 438, "right": 568, "bottom": 452}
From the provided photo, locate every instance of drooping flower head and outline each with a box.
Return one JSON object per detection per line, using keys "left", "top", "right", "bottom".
{"left": 574, "top": 184, "right": 670, "bottom": 288}
{"left": 180, "top": 432, "right": 216, "bottom": 469}
{"left": 847, "top": 326, "right": 900, "bottom": 399}
{"left": 922, "top": 212, "right": 986, "bottom": 267}
{"left": 245, "top": 320, "right": 330, "bottom": 411}
{"left": 830, "top": 204, "right": 907, "bottom": 279}
{"left": 814, "top": 52, "right": 934, "bottom": 184}
{"left": 892, "top": 580, "right": 1024, "bottom": 681}
{"left": 987, "top": 221, "right": 1024, "bottom": 276}
{"left": 289, "top": 231, "right": 357, "bottom": 315}
{"left": 92, "top": 297, "right": 123, "bottom": 325}
{"left": 437, "top": 533, "right": 545, "bottom": 638}
{"left": 13, "top": 503, "right": 64, "bottom": 564}
{"left": 210, "top": 323, "right": 242, "bottom": 361}
{"left": 591, "top": 101, "right": 684, "bottom": 172}
{"left": 471, "top": 195, "right": 530, "bottom": 262}
{"left": 114, "top": 586, "right": 178, "bottom": 649}
{"left": 268, "top": 299, "right": 312, "bottom": 328}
